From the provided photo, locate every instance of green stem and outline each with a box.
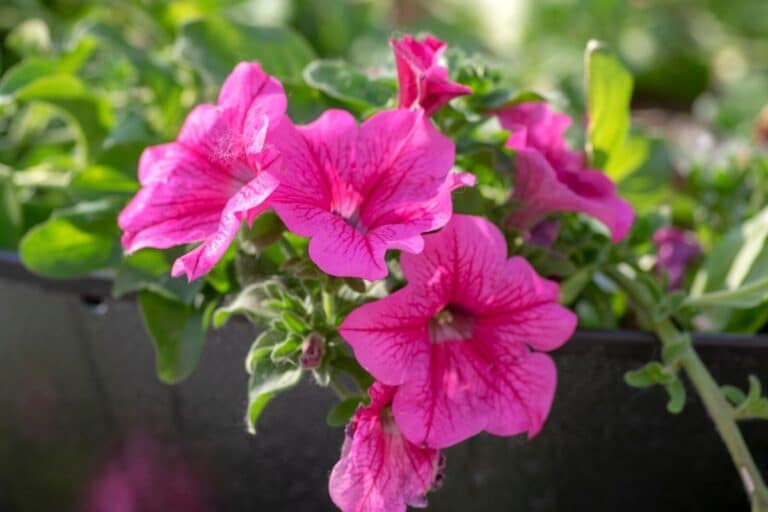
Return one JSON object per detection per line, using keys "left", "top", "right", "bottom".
{"left": 322, "top": 289, "right": 336, "bottom": 325}
{"left": 606, "top": 267, "right": 768, "bottom": 511}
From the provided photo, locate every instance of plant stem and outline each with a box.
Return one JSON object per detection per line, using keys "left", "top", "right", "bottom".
{"left": 322, "top": 289, "right": 336, "bottom": 325}
{"left": 606, "top": 267, "right": 768, "bottom": 511}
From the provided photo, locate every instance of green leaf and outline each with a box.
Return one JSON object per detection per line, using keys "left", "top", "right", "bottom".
{"left": 326, "top": 396, "right": 365, "bottom": 427}
{"left": 303, "top": 59, "right": 393, "bottom": 111}
{"left": 178, "top": 17, "right": 315, "bottom": 86}
{"left": 281, "top": 310, "right": 309, "bottom": 334}
{"left": 245, "top": 330, "right": 286, "bottom": 372}
{"left": 689, "top": 206, "right": 768, "bottom": 312}
{"left": 70, "top": 165, "right": 138, "bottom": 198}
{"left": 661, "top": 335, "right": 691, "bottom": 365}
{"left": 624, "top": 361, "right": 676, "bottom": 388}
{"left": 725, "top": 376, "right": 768, "bottom": 421}
{"left": 686, "top": 275, "right": 768, "bottom": 309}
{"left": 665, "top": 379, "right": 686, "bottom": 414}
{"left": 559, "top": 267, "right": 593, "bottom": 305}
{"left": 585, "top": 40, "right": 648, "bottom": 180}
{"left": 113, "top": 249, "right": 203, "bottom": 304}
{"left": 246, "top": 357, "right": 303, "bottom": 433}
{"left": 19, "top": 213, "right": 118, "bottom": 278}
{"left": 0, "top": 59, "right": 58, "bottom": 97}
{"left": 138, "top": 291, "right": 207, "bottom": 384}
{"left": 0, "top": 174, "right": 23, "bottom": 249}
{"left": 10, "top": 74, "right": 113, "bottom": 160}
{"left": 270, "top": 336, "right": 301, "bottom": 362}
{"left": 213, "top": 281, "right": 278, "bottom": 327}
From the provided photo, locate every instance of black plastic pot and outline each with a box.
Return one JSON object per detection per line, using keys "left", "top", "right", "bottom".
{"left": 0, "top": 251, "right": 766, "bottom": 511}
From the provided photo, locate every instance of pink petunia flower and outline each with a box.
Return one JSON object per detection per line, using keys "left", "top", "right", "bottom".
{"left": 339, "top": 214, "right": 577, "bottom": 448}
{"left": 119, "top": 62, "right": 286, "bottom": 281}
{"left": 391, "top": 34, "right": 472, "bottom": 116}
{"left": 653, "top": 227, "right": 701, "bottom": 290}
{"left": 498, "top": 101, "right": 634, "bottom": 242}
{"left": 329, "top": 382, "right": 445, "bottom": 512}
{"left": 269, "top": 108, "right": 474, "bottom": 280}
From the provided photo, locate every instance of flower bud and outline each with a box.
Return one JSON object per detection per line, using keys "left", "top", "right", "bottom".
{"left": 299, "top": 332, "right": 324, "bottom": 369}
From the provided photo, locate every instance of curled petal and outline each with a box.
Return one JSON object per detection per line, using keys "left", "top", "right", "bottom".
{"left": 329, "top": 383, "right": 442, "bottom": 512}
{"left": 391, "top": 34, "right": 471, "bottom": 115}
{"left": 508, "top": 150, "right": 634, "bottom": 242}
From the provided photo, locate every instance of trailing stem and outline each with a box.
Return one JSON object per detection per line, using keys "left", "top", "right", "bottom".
{"left": 606, "top": 267, "right": 768, "bottom": 511}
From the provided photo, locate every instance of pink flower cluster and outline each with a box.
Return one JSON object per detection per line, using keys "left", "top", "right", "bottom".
{"left": 119, "top": 35, "right": 633, "bottom": 512}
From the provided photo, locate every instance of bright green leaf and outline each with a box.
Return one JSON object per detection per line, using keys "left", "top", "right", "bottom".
{"left": 138, "top": 290, "right": 207, "bottom": 384}
{"left": 0, "top": 174, "right": 23, "bottom": 249}
{"left": 303, "top": 59, "right": 393, "bottom": 110}
{"left": 19, "top": 214, "right": 118, "bottom": 278}
{"left": 585, "top": 40, "right": 648, "bottom": 180}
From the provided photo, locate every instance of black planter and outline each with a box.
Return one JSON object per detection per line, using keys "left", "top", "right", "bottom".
{"left": 0, "top": 251, "right": 766, "bottom": 511}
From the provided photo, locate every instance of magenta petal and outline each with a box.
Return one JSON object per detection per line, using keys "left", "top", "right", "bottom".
{"left": 271, "top": 109, "right": 461, "bottom": 280}
{"left": 217, "top": 62, "right": 286, "bottom": 124}
{"left": 399, "top": 213, "right": 508, "bottom": 310}
{"left": 357, "top": 109, "right": 455, "bottom": 213}
{"left": 171, "top": 170, "right": 280, "bottom": 281}
{"left": 340, "top": 288, "right": 438, "bottom": 386}
{"left": 508, "top": 150, "right": 634, "bottom": 242}
{"left": 391, "top": 34, "right": 471, "bottom": 116}
{"left": 499, "top": 102, "right": 635, "bottom": 242}
{"left": 341, "top": 215, "right": 576, "bottom": 449}
{"left": 119, "top": 144, "right": 233, "bottom": 253}
{"left": 306, "top": 213, "right": 389, "bottom": 280}
{"left": 119, "top": 63, "right": 287, "bottom": 280}
{"left": 329, "top": 383, "right": 442, "bottom": 512}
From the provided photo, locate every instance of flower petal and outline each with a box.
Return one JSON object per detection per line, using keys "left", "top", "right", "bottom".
{"left": 358, "top": 110, "right": 455, "bottom": 221}
{"left": 508, "top": 150, "right": 634, "bottom": 242}
{"left": 119, "top": 144, "right": 238, "bottom": 253}
{"left": 399, "top": 214, "right": 508, "bottom": 310}
{"left": 329, "top": 383, "right": 441, "bottom": 512}
{"left": 340, "top": 287, "right": 438, "bottom": 386}
{"left": 171, "top": 167, "right": 280, "bottom": 281}
{"left": 392, "top": 341, "right": 558, "bottom": 448}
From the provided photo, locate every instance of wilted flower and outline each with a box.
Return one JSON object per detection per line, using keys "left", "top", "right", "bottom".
{"left": 329, "top": 382, "right": 444, "bottom": 512}
{"left": 270, "top": 108, "right": 474, "bottom": 280}
{"left": 499, "top": 101, "right": 634, "bottom": 242}
{"left": 391, "top": 34, "right": 471, "bottom": 115}
{"left": 340, "top": 214, "right": 576, "bottom": 448}
{"left": 653, "top": 227, "right": 701, "bottom": 289}
{"left": 119, "top": 63, "right": 286, "bottom": 280}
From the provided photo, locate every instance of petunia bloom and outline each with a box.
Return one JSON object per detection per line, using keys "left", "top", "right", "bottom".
{"left": 329, "top": 382, "right": 445, "bottom": 512}
{"left": 391, "top": 34, "right": 472, "bottom": 116}
{"left": 498, "top": 101, "right": 634, "bottom": 243}
{"left": 269, "top": 108, "right": 474, "bottom": 280}
{"left": 653, "top": 227, "right": 701, "bottom": 289}
{"left": 119, "top": 62, "right": 286, "bottom": 281}
{"left": 339, "top": 214, "right": 577, "bottom": 448}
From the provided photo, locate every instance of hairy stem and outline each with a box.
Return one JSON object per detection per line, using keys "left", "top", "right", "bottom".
{"left": 606, "top": 267, "right": 768, "bottom": 510}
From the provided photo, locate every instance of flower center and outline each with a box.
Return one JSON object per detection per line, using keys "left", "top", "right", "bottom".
{"left": 331, "top": 194, "right": 368, "bottom": 233}
{"left": 428, "top": 306, "right": 475, "bottom": 344}
{"left": 379, "top": 407, "right": 398, "bottom": 433}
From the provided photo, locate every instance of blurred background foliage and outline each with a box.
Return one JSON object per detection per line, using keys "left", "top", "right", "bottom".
{"left": 2, "top": 0, "right": 768, "bottom": 334}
